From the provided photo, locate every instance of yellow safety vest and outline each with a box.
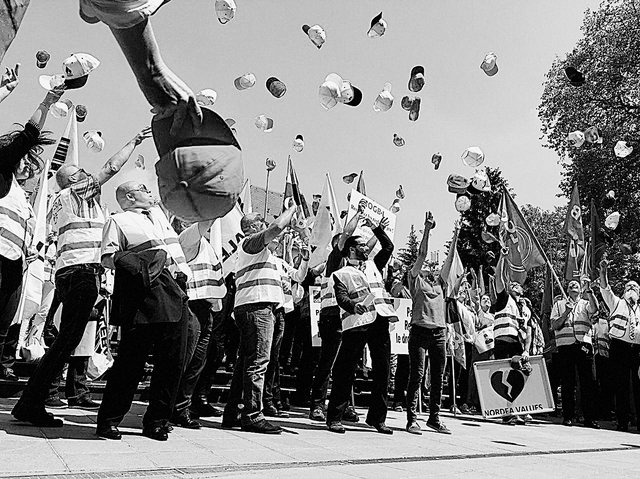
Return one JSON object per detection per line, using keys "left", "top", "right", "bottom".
{"left": 0, "top": 178, "right": 34, "bottom": 261}
{"left": 553, "top": 299, "right": 593, "bottom": 347}
{"left": 320, "top": 274, "right": 338, "bottom": 310}
{"left": 234, "top": 238, "right": 284, "bottom": 308}
{"left": 186, "top": 236, "right": 226, "bottom": 308}
{"left": 607, "top": 297, "right": 640, "bottom": 344}
{"left": 275, "top": 257, "right": 295, "bottom": 313}
{"left": 494, "top": 296, "right": 530, "bottom": 344}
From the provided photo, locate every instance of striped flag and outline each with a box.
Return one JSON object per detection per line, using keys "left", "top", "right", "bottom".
{"left": 49, "top": 111, "right": 78, "bottom": 191}
{"left": 309, "top": 173, "right": 342, "bottom": 267}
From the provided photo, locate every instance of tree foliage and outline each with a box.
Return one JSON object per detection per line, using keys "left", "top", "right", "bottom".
{"left": 397, "top": 225, "right": 419, "bottom": 271}
{"left": 538, "top": 0, "right": 640, "bottom": 291}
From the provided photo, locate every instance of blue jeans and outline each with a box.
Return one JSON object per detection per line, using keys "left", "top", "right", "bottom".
{"left": 264, "top": 309, "right": 285, "bottom": 408}
{"left": 406, "top": 326, "right": 446, "bottom": 422}
{"left": 223, "top": 303, "right": 275, "bottom": 425}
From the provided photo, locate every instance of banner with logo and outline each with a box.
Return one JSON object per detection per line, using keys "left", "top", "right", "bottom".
{"left": 309, "top": 286, "right": 322, "bottom": 347}
{"left": 474, "top": 355, "right": 555, "bottom": 418}
{"left": 389, "top": 299, "right": 411, "bottom": 355}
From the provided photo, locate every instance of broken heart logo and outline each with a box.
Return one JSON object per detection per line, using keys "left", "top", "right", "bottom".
{"left": 490, "top": 369, "right": 526, "bottom": 402}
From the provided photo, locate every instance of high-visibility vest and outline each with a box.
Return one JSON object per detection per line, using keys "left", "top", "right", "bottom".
{"left": 333, "top": 260, "right": 398, "bottom": 331}
{"left": 593, "top": 318, "right": 610, "bottom": 358}
{"left": 110, "top": 206, "right": 191, "bottom": 278}
{"left": 275, "top": 257, "right": 295, "bottom": 313}
{"left": 0, "top": 177, "right": 34, "bottom": 261}
{"left": 494, "top": 296, "right": 530, "bottom": 343}
{"left": 186, "top": 236, "right": 226, "bottom": 306}
{"left": 54, "top": 188, "right": 104, "bottom": 269}
{"left": 553, "top": 299, "right": 593, "bottom": 347}
{"left": 234, "top": 238, "right": 283, "bottom": 308}
{"left": 44, "top": 242, "right": 57, "bottom": 283}
{"left": 607, "top": 296, "right": 640, "bottom": 344}
{"left": 320, "top": 274, "right": 338, "bottom": 310}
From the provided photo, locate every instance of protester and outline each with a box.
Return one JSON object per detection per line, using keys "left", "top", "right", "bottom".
{"left": 598, "top": 258, "right": 640, "bottom": 432}
{"left": 0, "top": 85, "right": 62, "bottom": 383}
{"left": 405, "top": 212, "right": 450, "bottom": 435}
{"left": 221, "top": 204, "right": 297, "bottom": 434}
{"left": 94, "top": 181, "right": 192, "bottom": 441}
{"left": 550, "top": 279, "right": 600, "bottom": 428}
{"left": 466, "top": 293, "right": 494, "bottom": 412}
{"left": 326, "top": 214, "right": 396, "bottom": 434}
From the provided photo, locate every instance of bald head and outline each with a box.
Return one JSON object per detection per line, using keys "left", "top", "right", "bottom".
{"left": 116, "top": 181, "right": 155, "bottom": 211}
{"left": 240, "top": 213, "right": 266, "bottom": 235}
{"left": 56, "top": 164, "right": 86, "bottom": 189}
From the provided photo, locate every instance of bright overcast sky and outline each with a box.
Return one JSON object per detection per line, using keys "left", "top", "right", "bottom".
{"left": 1, "top": 0, "right": 600, "bottom": 254}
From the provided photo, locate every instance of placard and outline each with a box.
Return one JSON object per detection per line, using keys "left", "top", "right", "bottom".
{"left": 474, "top": 355, "right": 555, "bottom": 418}
{"left": 389, "top": 298, "right": 412, "bottom": 355}
{"left": 309, "top": 286, "right": 322, "bottom": 347}
{"left": 346, "top": 190, "right": 396, "bottom": 255}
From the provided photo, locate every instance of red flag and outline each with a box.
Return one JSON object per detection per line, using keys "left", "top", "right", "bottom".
{"left": 563, "top": 183, "right": 584, "bottom": 281}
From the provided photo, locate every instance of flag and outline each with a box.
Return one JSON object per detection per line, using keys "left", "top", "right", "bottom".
{"left": 284, "top": 156, "right": 310, "bottom": 217}
{"left": 445, "top": 299, "right": 466, "bottom": 368}
{"left": 238, "top": 178, "right": 252, "bottom": 214}
{"left": 540, "top": 264, "right": 556, "bottom": 354}
{"left": 356, "top": 170, "right": 366, "bottom": 196}
{"left": 563, "top": 183, "right": 584, "bottom": 281}
{"left": 0, "top": 0, "right": 31, "bottom": 63}
{"left": 49, "top": 112, "right": 78, "bottom": 192}
{"left": 498, "top": 187, "right": 546, "bottom": 284}
{"left": 440, "top": 226, "right": 464, "bottom": 299}
{"left": 579, "top": 239, "right": 590, "bottom": 280}
{"left": 589, "top": 199, "right": 607, "bottom": 281}
{"left": 309, "top": 174, "right": 342, "bottom": 267}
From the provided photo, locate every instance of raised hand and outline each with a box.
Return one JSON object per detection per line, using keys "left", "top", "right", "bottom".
{"left": 0, "top": 63, "right": 19, "bottom": 92}
{"left": 133, "top": 126, "right": 152, "bottom": 145}
{"left": 379, "top": 215, "right": 389, "bottom": 230}
{"left": 425, "top": 211, "right": 436, "bottom": 230}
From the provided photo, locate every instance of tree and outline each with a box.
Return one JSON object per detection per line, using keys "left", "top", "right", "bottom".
{"left": 397, "top": 225, "right": 419, "bottom": 271}
{"left": 538, "top": 0, "right": 640, "bottom": 291}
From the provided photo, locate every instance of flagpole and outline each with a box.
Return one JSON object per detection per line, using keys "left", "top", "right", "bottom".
{"left": 264, "top": 169, "right": 270, "bottom": 219}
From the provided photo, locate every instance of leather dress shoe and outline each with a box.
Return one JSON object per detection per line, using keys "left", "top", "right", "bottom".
{"left": 343, "top": 406, "right": 359, "bottom": 423}
{"left": 240, "top": 418, "right": 282, "bottom": 434}
{"left": 12, "top": 402, "right": 63, "bottom": 427}
{"left": 562, "top": 419, "right": 573, "bottom": 427}
{"left": 96, "top": 425, "right": 122, "bottom": 440}
{"left": 171, "top": 410, "right": 201, "bottom": 429}
{"left": 68, "top": 397, "right": 100, "bottom": 410}
{"left": 264, "top": 404, "right": 289, "bottom": 418}
{"left": 365, "top": 420, "right": 393, "bottom": 434}
{"left": 327, "top": 421, "right": 345, "bottom": 434}
{"left": 190, "top": 401, "right": 223, "bottom": 418}
{"left": 142, "top": 424, "right": 169, "bottom": 441}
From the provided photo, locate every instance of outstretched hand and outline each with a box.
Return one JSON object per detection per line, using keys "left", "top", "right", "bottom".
{"left": 379, "top": 215, "right": 389, "bottom": 230}
{"left": 0, "top": 63, "right": 19, "bottom": 92}
{"left": 133, "top": 126, "right": 152, "bottom": 145}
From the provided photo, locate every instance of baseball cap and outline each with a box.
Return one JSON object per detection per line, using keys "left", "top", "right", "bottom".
{"left": 153, "top": 106, "right": 243, "bottom": 222}
{"left": 402, "top": 95, "right": 421, "bottom": 121}
{"left": 224, "top": 118, "right": 237, "bottom": 135}
{"left": 584, "top": 126, "right": 603, "bottom": 144}
{"left": 342, "top": 173, "right": 357, "bottom": 184}
{"left": 431, "top": 152, "right": 442, "bottom": 170}
{"left": 564, "top": 66, "right": 585, "bottom": 86}
{"left": 604, "top": 211, "right": 620, "bottom": 230}
{"left": 368, "top": 12, "right": 386, "bottom": 37}
{"left": 447, "top": 174, "right": 470, "bottom": 194}
{"left": 83, "top": 130, "right": 104, "bottom": 153}
{"left": 266, "top": 77, "right": 287, "bottom": 98}
{"left": 39, "top": 53, "right": 100, "bottom": 90}
{"left": 234, "top": 73, "right": 256, "bottom": 90}
{"left": 567, "top": 131, "right": 585, "bottom": 148}
{"left": 455, "top": 194, "right": 471, "bottom": 212}
{"left": 485, "top": 213, "right": 501, "bottom": 227}
{"left": 215, "top": 0, "right": 236, "bottom": 24}
{"left": 319, "top": 73, "right": 362, "bottom": 109}
{"left": 373, "top": 82, "right": 393, "bottom": 112}
{"left": 196, "top": 89, "right": 217, "bottom": 106}
{"left": 396, "top": 185, "right": 405, "bottom": 199}
{"left": 393, "top": 133, "right": 405, "bottom": 147}
{"left": 614, "top": 140, "right": 633, "bottom": 158}
{"left": 255, "top": 115, "right": 274, "bottom": 132}
{"left": 302, "top": 24, "right": 326, "bottom": 49}
{"left": 480, "top": 52, "right": 498, "bottom": 76}
{"left": 49, "top": 99, "right": 73, "bottom": 118}
{"left": 408, "top": 65, "right": 425, "bottom": 92}
{"left": 293, "top": 134, "right": 304, "bottom": 152}
{"left": 468, "top": 168, "right": 491, "bottom": 194}
{"left": 461, "top": 147, "right": 484, "bottom": 167}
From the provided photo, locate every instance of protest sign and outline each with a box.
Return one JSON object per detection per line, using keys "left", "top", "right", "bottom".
{"left": 346, "top": 189, "right": 396, "bottom": 255}
{"left": 309, "top": 286, "right": 322, "bottom": 347}
{"left": 389, "top": 298, "right": 412, "bottom": 355}
{"left": 474, "top": 355, "right": 555, "bottom": 418}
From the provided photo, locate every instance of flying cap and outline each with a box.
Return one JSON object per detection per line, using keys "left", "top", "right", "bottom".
{"left": 368, "top": 12, "right": 386, "bottom": 37}
{"left": 455, "top": 194, "right": 471, "bottom": 212}
{"left": 234, "top": 73, "right": 256, "bottom": 90}
{"left": 485, "top": 212, "right": 501, "bottom": 227}
{"left": 373, "top": 82, "right": 393, "bottom": 112}
{"left": 215, "top": 0, "right": 236, "bottom": 24}
{"left": 75, "top": 104, "right": 87, "bottom": 122}
{"left": 480, "top": 52, "right": 498, "bottom": 76}
{"left": 135, "top": 154, "right": 145, "bottom": 170}
{"left": 395, "top": 185, "right": 405, "bottom": 199}
{"left": 152, "top": 106, "right": 243, "bottom": 222}
{"left": 293, "top": 134, "right": 304, "bottom": 152}
{"left": 431, "top": 152, "right": 442, "bottom": 170}
{"left": 602, "top": 190, "right": 616, "bottom": 209}
{"left": 50, "top": 99, "right": 74, "bottom": 118}
{"left": 224, "top": 118, "right": 237, "bottom": 135}
{"left": 36, "top": 50, "right": 50, "bottom": 69}
{"left": 567, "top": 130, "right": 585, "bottom": 148}
{"left": 342, "top": 172, "right": 358, "bottom": 184}
{"left": 390, "top": 198, "right": 401, "bottom": 214}
{"left": 39, "top": 53, "right": 100, "bottom": 90}
{"left": 266, "top": 77, "right": 287, "bottom": 98}
{"left": 196, "top": 89, "right": 217, "bottom": 106}
{"left": 266, "top": 158, "right": 276, "bottom": 171}
{"left": 584, "top": 126, "right": 603, "bottom": 144}
{"left": 461, "top": 146, "right": 484, "bottom": 167}
{"left": 614, "top": 140, "right": 633, "bottom": 158}
{"left": 408, "top": 65, "right": 425, "bottom": 92}
{"left": 393, "top": 133, "right": 405, "bottom": 147}
{"left": 255, "top": 115, "right": 274, "bottom": 132}
{"left": 319, "top": 73, "right": 362, "bottom": 109}
{"left": 302, "top": 24, "right": 326, "bottom": 49}
{"left": 564, "top": 66, "right": 585, "bottom": 86}
{"left": 468, "top": 168, "right": 491, "bottom": 194}
{"left": 604, "top": 211, "right": 620, "bottom": 230}
{"left": 402, "top": 95, "right": 421, "bottom": 121}
{"left": 83, "top": 130, "right": 104, "bottom": 153}
{"left": 447, "top": 174, "right": 470, "bottom": 194}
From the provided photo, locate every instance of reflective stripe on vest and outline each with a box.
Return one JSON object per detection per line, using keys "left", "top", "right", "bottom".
{"left": 494, "top": 297, "right": 530, "bottom": 342}
{"left": 554, "top": 299, "right": 593, "bottom": 347}
{"left": 111, "top": 207, "right": 191, "bottom": 278}
{"left": 320, "top": 274, "right": 337, "bottom": 310}
{"left": 234, "top": 238, "right": 284, "bottom": 307}
{"left": 333, "top": 265, "right": 377, "bottom": 331}
{"left": 54, "top": 188, "right": 104, "bottom": 269}
{"left": 275, "top": 258, "right": 294, "bottom": 313}
{"left": 364, "top": 262, "right": 397, "bottom": 318}
{"left": 607, "top": 297, "right": 640, "bottom": 344}
{"left": 186, "top": 237, "right": 226, "bottom": 301}
{"left": 0, "top": 178, "right": 34, "bottom": 261}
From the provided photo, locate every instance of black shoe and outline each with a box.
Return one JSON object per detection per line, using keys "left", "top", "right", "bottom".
{"left": 562, "top": 419, "right": 573, "bottom": 427}
{"left": 617, "top": 423, "right": 629, "bottom": 432}
{"left": 221, "top": 416, "right": 242, "bottom": 429}
{"left": 142, "top": 424, "right": 169, "bottom": 441}
{"left": 426, "top": 418, "right": 452, "bottom": 434}
{"left": 96, "top": 425, "right": 122, "bottom": 440}
{"left": 68, "top": 397, "right": 100, "bottom": 410}
{"left": 583, "top": 420, "right": 601, "bottom": 429}
{"left": 191, "top": 402, "right": 223, "bottom": 418}
{"left": 0, "top": 367, "right": 18, "bottom": 381}
{"left": 12, "top": 402, "right": 63, "bottom": 427}
{"left": 365, "top": 419, "right": 393, "bottom": 435}
{"left": 280, "top": 399, "right": 291, "bottom": 411}
{"left": 264, "top": 404, "right": 289, "bottom": 418}
{"left": 171, "top": 410, "right": 201, "bottom": 429}
{"left": 241, "top": 418, "right": 282, "bottom": 434}
{"left": 327, "top": 421, "right": 345, "bottom": 434}
{"left": 343, "top": 406, "right": 359, "bottom": 423}
{"left": 309, "top": 407, "right": 326, "bottom": 422}
{"left": 44, "top": 396, "right": 67, "bottom": 408}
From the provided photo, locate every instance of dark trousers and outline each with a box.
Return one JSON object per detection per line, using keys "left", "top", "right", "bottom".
{"left": 295, "top": 303, "right": 319, "bottom": 405}
{"left": 221, "top": 277, "right": 238, "bottom": 368}
{"left": 97, "top": 310, "right": 190, "bottom": 428}
{"left": 609, "top": 339, "right": 640, "bottom": 428}
{"left": 393, "top": 354, "right": 410, "bottom": 406}
{"left": 557, "top": 343, "right": 596, "bottom": 422}
{"left": 18, "top": 265, "right": 100, "bottom": 407}
{"left": 193, "top": 308, "right": 226, "bottom": 403}
{"left": 264, "top": 309, "right": 285, "bottom": 407}
{"left": 49, "top": 356, "right": 91, "bottom": 400}
{"left": 467, "top": 348, "right": 493, "bottom": 408}
{"left": 0, "top": 255, "right": 23, "bottom": 371}
{"left": 279, "top": 309, "right": 300, "bottom": 370}
{"left": 406, "top": 326, "right": 446, "bottom": 422}
{"left": 327, "top": 315, "right": 390, "bottom": 424}
{"left": 494, "top": 339, "right": 523, "bottom": 360}
{"left": 174, "top": 299, "right": 215, "bottom": 413}
{"left": 310, "top": 312, "right": 343, "bottom": 409}
{"left": 595, "top": 354, "right": 614, "bottom": 419}
{"left": 447, "top": 342, "right": 473, "bottom": 407}
{"left": 223, "top": 303, "right": 275, "bottom": 425}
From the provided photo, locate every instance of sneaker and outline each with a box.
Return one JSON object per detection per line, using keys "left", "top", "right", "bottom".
{"left": 502, "top": 415, "right": 518, "bottom": 425}
{"left": 327, "top": 421, "right": 345, "bottom": 434}
{"left": 241, "top": 418, "right": 282, "bottom": 434}
{"left": 365, "top": 419, "right": 393, "bottom": 435}
{"left": 426, "top": 418, "right": 451, "bottom": 434}
{"left": 44, "top": 397, "right": 67, "bottom": 408}
{"left": 0, "top": 367, "right": 18, "bottom": 381}
{"left": 522, "top": 414, "right": 533, "bottom": 424}
{"left": 343, "top": 406, "right": 359, "bottom": 423}
{"left": 468, "top": 405, "right": 478, "bottom": 415}
{"left": 68, "top": 397, "right": 100, "bottom": 409}
{"left": 562, "top": 418, "right": 573, "bottom": 427}
{"left": 309, "top": 407, "right": 326, "bottom": 422}
{"left": 264, "top": 404, "right": 289, "bottom": 418}
{"left": 392, "top": 402, "right": 403, "bottom": 413}
{"left": 406, "top": 421, "right": 422, "bottom": 435}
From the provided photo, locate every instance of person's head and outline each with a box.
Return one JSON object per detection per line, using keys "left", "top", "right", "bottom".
{"left": 342, "top": 235, "right": 369, "bottom": 261}
{"left": 240, "top": 213, "right": 267, "bottom": 235}
{"left": 624, "top": 281, "right": 640, "bottom": 304}
{"left": 56, "top": 164, "right": 88, "bottom": 189}
{"left": 171, "top": 216, "right": 191, "bottom": 235}
{"left": 1, "top": 126, "right": 54, "bottom": 181}
{"left": 567, "top": 280, "right": 581, "bottom": 299}
{"left": 480, "top": 294, "right": 491, "bottom": 312}
{"left": 331, "top": 233, "right": 341, "bottom": 249}
{"left": 508, "top": 281, "right": 524, "bottom": 300}
{"left": 115, "top": 181, "right": 155, "bottom": 211}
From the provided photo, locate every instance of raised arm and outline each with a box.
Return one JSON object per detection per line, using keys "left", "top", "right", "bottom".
{"left": 262, "top": 204, "right": 297, "bottom": 246}
{"left": 372, "top": 215, "right": 393, "bottom": 272}
{"left": 338, "top": 199, "right": 366, "bottom": 251}
{"left": 411, "top": 211, "right": 434, "bottom": 278}
{"left": 0, "top": 63, "right": 19, "bottom": 104}
{"left": 95, "top": 127, "right": 151, "bottom": 185}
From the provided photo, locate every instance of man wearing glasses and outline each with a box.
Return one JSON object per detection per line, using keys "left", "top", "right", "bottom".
{"left": 12, "top": 128, "right": 151, "bottom": 428}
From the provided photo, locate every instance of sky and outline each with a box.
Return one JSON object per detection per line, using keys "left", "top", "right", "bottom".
{"left": 0, "top": 0, "right": 600, "bottom": 256}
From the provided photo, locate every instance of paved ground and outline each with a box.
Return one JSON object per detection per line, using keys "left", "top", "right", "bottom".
{"left": 1, "top": 398, "right": 639, "bottom": 479}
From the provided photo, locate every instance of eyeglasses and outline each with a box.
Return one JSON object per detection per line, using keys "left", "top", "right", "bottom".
{"left": 129, "top": 184, "right": 151, "bottom": 194}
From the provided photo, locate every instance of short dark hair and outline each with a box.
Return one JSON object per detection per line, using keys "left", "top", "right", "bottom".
{"left": 342, "top": 235, "right": 362, "bottom": 257}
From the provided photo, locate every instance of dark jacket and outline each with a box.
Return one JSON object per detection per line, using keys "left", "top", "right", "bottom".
{"left": 111, "top": 249, "right": 187, "bottom": 326}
